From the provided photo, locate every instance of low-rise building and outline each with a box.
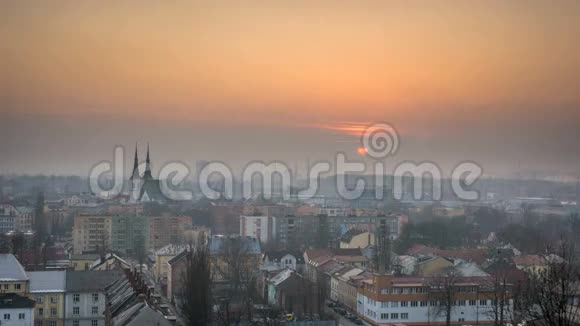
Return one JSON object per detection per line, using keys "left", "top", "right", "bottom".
{"left": 356, "top": 273, "right": 513, "bottom": 325}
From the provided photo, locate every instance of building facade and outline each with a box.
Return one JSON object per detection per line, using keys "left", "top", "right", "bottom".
{"left": 27, "top": 271, "right": 66, "bottom": 326}
{"left": 72, "top": 216, "right": 112, "bottom": 255}
{"left": 356, "top": 274, "right": 513, "bottom": 325}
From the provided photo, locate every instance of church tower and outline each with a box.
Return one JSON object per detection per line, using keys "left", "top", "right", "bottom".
{"left": 130, "top": 143, "right": 143, "bottom": 201}
{"left": 143, "top": 142, "right": 153, "bottom": 180}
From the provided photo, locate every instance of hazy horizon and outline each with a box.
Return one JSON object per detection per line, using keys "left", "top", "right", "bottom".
{"left": 2, "top": 1, "right": 580, "bottom": 177}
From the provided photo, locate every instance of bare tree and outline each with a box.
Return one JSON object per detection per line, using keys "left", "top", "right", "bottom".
{"left": 428, "top": 268, "right": 460, "bottom": 326}
{"left": 179, "top": 238, "right": 212, "bottom": 326}
{"left": 212, "top": 236, "right": 260, "bottom": 325}
{"left": 482, "top": 272, "right": 514, "bottom": 326}
{"left": 519, "top": 239, "right": 580, "bottom": 326}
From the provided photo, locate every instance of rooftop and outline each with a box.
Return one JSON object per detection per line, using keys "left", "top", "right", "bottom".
{"left": 27, "top": 271, "right": 66, "bottom": 293}
{"left": 0, "top": 254, "right": 28, "bottom": 281}
{"left": 0, "top": 293, "right": 36, "bottom": 309}
{"left": 66, "top": 270, "right": 124, "bottom": 292}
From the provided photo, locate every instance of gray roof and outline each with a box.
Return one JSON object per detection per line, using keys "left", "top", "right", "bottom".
{"left": 113, "top": 302, "right": 172, "bottom": 326}
{"left": 27, "top": 271, "right": 66, "bottom": 293}
{"left": 0, "top": 293, "right": 36, "bottom": 309}
{"left": 209, "top": 235, "right": 261, "bottom": 255}
{"left": 0, "top": 254, "right": 28, "bottom": 281}
{"left": 66, "top": 270, "right": 124, "bottom": 292}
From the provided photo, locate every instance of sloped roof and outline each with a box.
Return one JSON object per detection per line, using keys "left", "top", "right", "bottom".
{"left": 0, "top": 293, "right": 36, "bottom": 309}
{"left": 263, "top": 250, "right": 305, "bottom": 264}
{"left": 0, "top": 254, "right": 28, "bottom": 281}
{"left": 340, "top": 229, "right": 367, "bottom": 242}
{"left": 513, "top": 254, "right": 547, "bottom": 267}
{"left": 27, "top": 271, "right": 66, "bottom": 293}
{"left": 208, "top": 235, "right": 261, "bottom": 255}
{"left": 66, "top": 270, "right": 124, "bottom": 292}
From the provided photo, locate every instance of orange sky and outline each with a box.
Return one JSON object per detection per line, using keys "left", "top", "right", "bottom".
{"left": 1, "top": 1, "right": 580, "bottom": 175}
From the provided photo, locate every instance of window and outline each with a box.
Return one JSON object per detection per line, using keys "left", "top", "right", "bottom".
{"left": 92, "top": 293, "right": 99, "bottom": 302}
{"left": 381, "top": 313, "right": 388, "bottom": 320}
{"left": 19, "top": 313, "right": 25, "bottom": 320}
{"left": 480, "top": 299, "right": 487, "bottom": 306}
{"left": 73, "top": 307, "right": 80, "bottom": 316}
{"left": 390, "top": 313, "right": 399, "bottom": 319}
{"left": 411, "top": 301, "right": 418, "bottom": 307}
{"left": 459, "top": 300, "right": 466, "bottom": 306}
{"left": 3, "top": 284, "right": 8, "bottom": 290}
{"left": 50, "top": 321, "right": 57, "bottom": 326}
{"left": 73, "top": 321, "right": 79, "bottom": 326}
{"left": 381, "top": 302, "right": 389, "bottom": 308}
{"left": 402, "top": 288, "right": 410, "bottom": 294}
{"left": 37, "top": 295, "right": 44, "bottom": 303}
{"left": 73, "top": 294, "right": 80, "bottom": 303}
{"left": 4, "top": 314, "right": 10, "bottom": 320}
{"left": 92, "top": 320, "right": 98, "bottom": 326}
{"left": 459, "top": 318, "right": 465, "bottom": 322}
{"left": 420, "top": 301, "right": 428, "bottom": 307}
{"left": 92, "top": 306, "right": 99, "bottom": 315}
{"left": 469, "top": 300, "right": 477, "bottom": 306}
{"left": 391, "top": 301, "right": 399, "bottom": 308}
{"left": 51, "top": 296, "right": 58, "bottom": 303}
{"left": 430, "top": 300, "right": 438, "bottom": 306}
{"left": 401, "top": 313, "right": 409, "bottom": 320}
{"left": 15, "top": 283, "right": 21, "bottom": 290}
{"left": 411, "top": 287, "right": 418, "bottom": 294}
{"left": 38, "top": 308, "right": 44, "bottom": 316}
{"left": 36, "top": 321, "right": 43, "bottom": 326}
{"left": 51, "top": 308, "right": 57, "bottom": 316}
{"left": 391, "top": 288, "right": 400, "bottom": 294}
{"left": 381, "top": 288, "right": 388, "bottom": 294}
{"left": 401, "top": 301, "right": 409, "bottom": 307}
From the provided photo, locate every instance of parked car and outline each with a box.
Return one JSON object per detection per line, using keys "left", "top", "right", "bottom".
{"left": 354, "top": 319, "right": 364, "bottom": 325}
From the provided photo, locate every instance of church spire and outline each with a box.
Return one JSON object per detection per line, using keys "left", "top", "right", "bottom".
{"left": 130, "top": 142, "right": 140, "bottom": 180}
{"left": 143, "top": 142, "right": 153, "bottom": 180}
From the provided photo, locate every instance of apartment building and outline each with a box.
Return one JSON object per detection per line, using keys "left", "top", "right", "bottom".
{"left": 72, "top": 216, "right": 112, "bottom": 255}
{"left": 64, "top": 271, "right": 123, "bottom": 326}
{"left": 27, "top": 271, "right": 66, "bottom": 326}
{"left": 239, "top": 215, "right": 274, "bottom": 243}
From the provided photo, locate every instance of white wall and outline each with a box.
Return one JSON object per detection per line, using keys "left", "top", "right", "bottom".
{"left": 357, "top": 293, "right": 513, "bottom": 325}
{"left": 0, "top": 308, "right": 34, "bottom": 326}
{"left": 64, "top": 292, "right": 106, "bottom": 326}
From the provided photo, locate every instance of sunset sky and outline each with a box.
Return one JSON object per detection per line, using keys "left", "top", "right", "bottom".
{"left": 1, "top": 1, "right": 580, "bottom": 177}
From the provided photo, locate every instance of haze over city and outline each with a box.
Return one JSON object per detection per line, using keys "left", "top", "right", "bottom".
{"left": 2, "top": 1, "right": 580, "bottom": 177}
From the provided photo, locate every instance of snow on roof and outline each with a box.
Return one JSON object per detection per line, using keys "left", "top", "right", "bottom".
{"left": 0, "top": 254, "right": 28, "bottom": 281}
{"left": 27, "top": 271, "right": 66, "bottom": 293}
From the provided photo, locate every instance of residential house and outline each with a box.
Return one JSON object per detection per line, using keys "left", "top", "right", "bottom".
{"left": 267, "top": 269, "right": 319, "bottom": 318}
{"left": 153, "top": 244, "right": 189, "bottom": 295}
{"left": 262, "top": 251, "right": 304, "bottom": 273}
{"left": 166, "top": 250, "right": 189, "bottom": 302}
